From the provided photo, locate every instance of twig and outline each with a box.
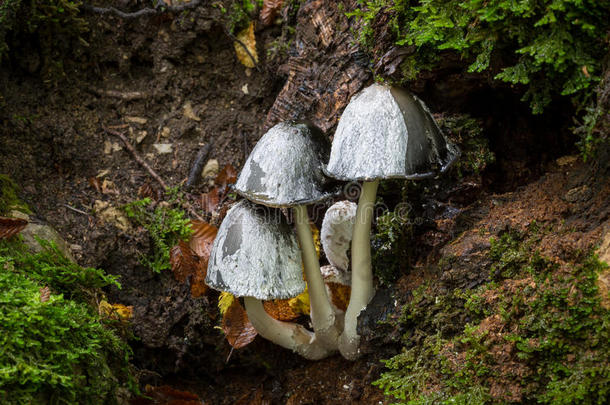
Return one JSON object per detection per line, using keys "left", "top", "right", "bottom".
{"left": 82, "top": 0, "right": 202, "bottom": 20}
{"left": 63, "top": 204, "right": 91, "bottom": 216}
{"left": 87, "top": 87, "right": 148, "bottom": 101}
{"left": 186, "top": 144, "right": 213, "bottom": 188}
{"left": 103, "top": 126, "right": 169, "bottom": 190}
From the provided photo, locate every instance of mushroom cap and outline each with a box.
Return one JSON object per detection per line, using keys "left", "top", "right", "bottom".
{"left": 205, "top": 200, "right": 305, "bottom": 300}
{"left": 235, "top": 122, "right": 338, "bottom": 208}
{"left": 325, "top": 83, "right": 459, "bottom": 181}
{"left": 321, "top": 200, "right": 357, "bottom": 271}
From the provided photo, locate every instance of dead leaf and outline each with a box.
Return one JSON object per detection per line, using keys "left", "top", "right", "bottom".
{"left": 234, "top": 22, "right": 258, "bottom": 68}
{"left": 99, "top": 300, "right": 133, "bottom": 322}
{"left": 189, "top": 220, "right": 218, "bottom": 258}
{"left": 327, "top": 282, "right": 351, "bottom": 312}
{"left": 130, "top": 384, "right": 202, "bottom": 405}
{"left": 264, "top": 299, "right": 301, "bottom": 321}
{"left": 170, "top": 240, "right": 209, "bottom": 297}
{"left": 170, "top": 241, "right": 200, "bottom": 283}
{"left": 88, "top": 176, "right": 102, "bottom": 193}
{"left": 0, "top": 216, "right": 28, "bottom": 239}
{"left": 201, "top": 188, "right": 221, "bottom": 214}
{"left": 39, "top": 286, "right": 51, "bottom": 303}
{"left": 215, "top": 164, "right": 238, "bottom": 193}
{"left": 101, "top": 179, "right": 118, "bottom": 195}
{"left": 222, "top": 298, "right": 257, "bottom": 349}
{"left": 260, "top": 0, "right": 284, "bottom": 26}
{"left": 138, "top": 182, "right": 162, "bottom": 200}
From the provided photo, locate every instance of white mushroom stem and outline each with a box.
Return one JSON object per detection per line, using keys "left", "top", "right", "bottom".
{"left": 243, "top": 297, "right": 333, "bottom": 360}
{"left": 338, "top": 179, "right": 379, "bottom": 360}
{"left": 293, "top": 205, "right": 340, "bottom": 350}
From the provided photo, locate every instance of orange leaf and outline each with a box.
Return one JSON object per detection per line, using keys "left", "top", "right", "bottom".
{"left": 260, "top": 0, "right": 284, "bottom": 27}
{"left": 0, "top": 216, "right": 28, "bottom": 239}
{"left": 189, "top": 220, "right": 218, "bottom": 261}
{"left": 215, "top": 164, "right": 237, "bottom": 194}
{"left": 327, "top": 282, "right": 351, "bottom": 312}
{"left": 170, "top": 241, "right": 200, "bottom": 283}
{"left": 222, "top": 299, "right": 257, "bottom": 349}
{"left": 263, "top": 299, "right": 301, "bottom": 321}
{"left": 201, "top": 187, "right": 221, "bottom": 214}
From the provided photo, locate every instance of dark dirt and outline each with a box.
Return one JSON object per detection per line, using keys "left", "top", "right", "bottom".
{"left": 1, "top": 1, "right": 608, "bottom": 404}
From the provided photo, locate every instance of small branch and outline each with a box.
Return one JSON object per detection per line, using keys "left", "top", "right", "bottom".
{"left": 186, "top": 144, "right": 213, "bottom": 188}
{"left": 63, "top": 204, "right": 91, "bottom": 216}
{"left": 87, "top": 87, "right": 148, "bottom": 101}
{"left": 82, "top": 0, "right": 202, "bottom": 20}
{"left": 103, "top": 126, "right": 169, "bottom": 190}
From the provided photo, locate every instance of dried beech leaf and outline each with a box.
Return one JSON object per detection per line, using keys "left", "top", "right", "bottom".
{"left": 260, "top": 0, "right": 284, "bottom": 27}
{"left": 327, "top": 282, "right": 351, "bottom": 312}
{"left": 189, "top": 220, "right": 218, "bottom": 261}
{"left": 0, "top": 216, "right": 28, "bottom": 239}
{"left": 201, "top": 188, "right": 221, "bottom": 214}
{"left": 264, "top": 298, "right": 301, "bottom": 321}
{"left": 215, "top": 164, "right": 238, "bottom": 193}
{"left": 190, "top": 264, "right": 209, "bottom": 298}
{"left": 39, "top": 286, "right": 51, "bottom": 303}
{"left": 222, "top": 298, "right": 257, "bottom": 349}
{"left": 287, "top": 287, "right": 310, "bottom": 316}
{"left": 170, "top": 240, "right": 199, "bottom": 283}
{"left": 234, "top": 22, "right": 258, "bottom": 68}
{"left": 138, "top": 182, "right": 161, "bottom": 200}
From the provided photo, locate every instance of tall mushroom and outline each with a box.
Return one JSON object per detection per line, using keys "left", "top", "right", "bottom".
{"left": 235, "top": 122, "right": 341, "bottom": 349}
{"left": 325, "top": 83, "right": 460, "bottom": 359}
{"left": 206, "top": 200, "right": 333, "bottom": 360}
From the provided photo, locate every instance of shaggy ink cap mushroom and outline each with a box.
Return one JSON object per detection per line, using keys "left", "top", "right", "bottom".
{"left": 205, "top": 200, "right": 305, "bottom": 300}
{"left": 325, "top": 83, "right": 459, "bottom": 181}
{"left": 326, "top": 83, "right": 460, "bottom": 360}
{"left": 235, "top": 121, "right": 338, "bottom": 207}
{"left": 235, "top": 121, "right": 342, "bottom": 351}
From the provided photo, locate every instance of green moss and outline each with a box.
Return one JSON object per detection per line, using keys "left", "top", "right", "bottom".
{"left": 437, "top": 115, "right": 495, "bottom": 178}
{"left": 0, "top": 174, "right": 29, "bottom": 215}
{"left": 123, "top": 191, "right": 193, "bottom": 273}
{"left": 0, "top": 239, "right": 133, "bottom": 404}
{"left": 347, "top": 0, "right": 610, "bottom": 157}
{"left": 372, "top": 204, "right": 413, "bottom": 286}
{"left": 375, "top": 228, "right": 610, "bottom": 404}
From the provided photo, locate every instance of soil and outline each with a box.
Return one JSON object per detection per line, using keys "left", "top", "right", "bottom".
{"left": 1, "top": 1, "right": 608, "bottom": 404}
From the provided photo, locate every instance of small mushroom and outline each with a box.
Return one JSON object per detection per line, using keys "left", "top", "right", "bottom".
{"left": 206, "top": 200, "right": 332, "bottom": 360}
{"left": 321, "top": 200, "right": 357, "bottom": 272}
{"left": 326, "top": 83, "right": 459, "bottom": 359}
{"left": 235, "top": 122, "right": 341, "bottom": 350}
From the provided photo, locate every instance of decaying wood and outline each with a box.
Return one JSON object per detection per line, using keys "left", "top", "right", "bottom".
{"left": 87, "top": 87, "right": 148, "bottom": 101}
{"left": 264, "top": 0, "right": 371, "bottom": 133}
{"left": 82, "top": 0, "right": 203, "bottom": 20}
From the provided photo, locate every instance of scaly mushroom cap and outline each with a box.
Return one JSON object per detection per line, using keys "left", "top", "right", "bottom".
{"left": 326, "top": 83, "right": 459, "bottom": 181}
{"left": 236, "top": 122, "right": 337, "bottom": 207}
{"left": 206, "top": 200, "right": 305, "bottom": 300}
{"left": 321, "top": 200, "right": 357, "bottom": 271}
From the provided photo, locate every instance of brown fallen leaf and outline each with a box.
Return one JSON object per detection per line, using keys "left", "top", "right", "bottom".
{"left": 327, "top": 282, "right": 351, "bottom": 312}
{"left": 170, "top": 240, "right": 209, "bottom": 297}
{"left": 260, "top": 0, "right": 284, "bottom": 27}
{"left": 215, "top": 164, "right": 238, "bottom": 194}
{"left": 88, "top": 176, "right": 102, "bottom": 193}
{"left": 263, "top": 298, "right": 301, "bottom": 321}
{"left": 222, "top": 298, "right": 257, "bottom": 349}
{"left": 189, "top": 220, "right": 218, "bottom": 260}
{"left": 201, "top": 188, "right": 221, "bottom": 214}
{"left": 138, "top": 182, "right": 162, "bottom": 201}
{"left": 0, "top": 216, "right": 28, "bottom": 239}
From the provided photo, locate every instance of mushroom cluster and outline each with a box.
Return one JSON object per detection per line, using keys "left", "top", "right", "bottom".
{"left": 206, "top": 83, "right": 459, "bottom": 360}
